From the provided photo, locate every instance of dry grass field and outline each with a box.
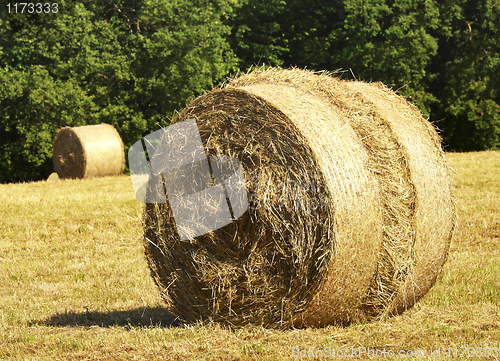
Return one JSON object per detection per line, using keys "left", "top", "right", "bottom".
{"left": 0, "top": 151, "right": 499, "bottom": 360}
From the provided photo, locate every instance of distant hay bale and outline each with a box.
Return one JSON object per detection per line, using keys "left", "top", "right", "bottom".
{"left": 53, "top": 124, "right": 125, "bottom": 179}
{"left": 142, "top": 68, "right": 455, "bottom": 329}
{"left": 46, "top": 172, "right": 60, "bottom": 182}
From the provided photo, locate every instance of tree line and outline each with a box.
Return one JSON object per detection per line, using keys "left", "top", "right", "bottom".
{"left": 0, "top": 0, "right": 499, "bottom": 183}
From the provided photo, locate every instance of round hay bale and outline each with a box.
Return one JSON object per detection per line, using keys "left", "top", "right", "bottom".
{"left": 142, "top": 68, "right": 455, "bottom": 329}
{"left": 46, "top": 172, "right": 60, "bottom": 182}
{"left": 53, "top": 124, "right": 125, "bottom": 179}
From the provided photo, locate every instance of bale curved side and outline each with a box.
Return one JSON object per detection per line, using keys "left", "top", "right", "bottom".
{"left": 229, "top": 68, "right": 454, "bottom": 322}
{"left": 235, "top": 83, "right": 382, "bottom": 327}
{"left": 345, "top": 82, "right": 455, "bottom": 316}
{"left": 53, "top": 124, "right": 125, "bottom": 179}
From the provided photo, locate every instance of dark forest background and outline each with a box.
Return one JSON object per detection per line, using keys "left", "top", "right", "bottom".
{"left": 1, "top": 0, "right": 499, "bottom": 183}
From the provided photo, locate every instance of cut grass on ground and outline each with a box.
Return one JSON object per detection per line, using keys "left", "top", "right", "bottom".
{"left": 0, "top": 151, "right": 499, "bottom": 360}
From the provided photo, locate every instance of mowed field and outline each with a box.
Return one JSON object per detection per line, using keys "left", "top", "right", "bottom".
{"left": 0, "top": 151, "right": 499, "bottom": 360}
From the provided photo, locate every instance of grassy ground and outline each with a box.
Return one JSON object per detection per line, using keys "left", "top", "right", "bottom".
{"left": 0, "top": 151, "right": 499, "bottom": 360}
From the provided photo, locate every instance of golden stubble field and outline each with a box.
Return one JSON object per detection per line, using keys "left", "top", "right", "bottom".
{"left": 0, "top": 151, "right": 499, "bottom": 360}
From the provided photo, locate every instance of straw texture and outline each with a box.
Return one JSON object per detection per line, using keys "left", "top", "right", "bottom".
{"left": 142, "top": 68, "right": 455, "bottom": 328}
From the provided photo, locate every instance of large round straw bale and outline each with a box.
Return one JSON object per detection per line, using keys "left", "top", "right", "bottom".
{"left": 142, "top": 68, "right": 455, "bottom": 329}
{"left": 53, "top": 124, "right": 125, "bottom": 179}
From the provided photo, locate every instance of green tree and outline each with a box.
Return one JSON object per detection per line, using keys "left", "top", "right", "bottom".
{"left": 228, "top": 0, "right": 289, "bottom": 69}
{"left": 230, "top": 0, "right": 500, "bottom": 150}
{"left": 231, "top": 0, "right": 442, "bottom": 115}
{"left": 430, "top": 0, "right": 500, "bottom": 151}
{"left": 284, "top": 0, "right": 441, "bottom": 116}
{"left": 0, "top": 0, "right": 237, "bottom": 183}
{"left": 0, "top": 3, "right": 99, "bottom": 182}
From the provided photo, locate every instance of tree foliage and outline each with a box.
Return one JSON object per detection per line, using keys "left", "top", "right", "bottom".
{"left": 0, "top": 0, "right": 236, "bottom": 183}
{"left": 431, "top": 0, "right": 500, "bottom": 151}
{"left": 231, "top": 0, "right": 500, "bottom": 151}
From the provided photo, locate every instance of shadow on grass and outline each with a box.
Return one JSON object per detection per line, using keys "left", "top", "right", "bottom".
{"left": 31, "top": 306, "right": 182, "bottom": 328}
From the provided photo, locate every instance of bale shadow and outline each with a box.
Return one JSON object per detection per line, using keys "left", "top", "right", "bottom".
{"left": 31, "top": 306, "right": 182, "bottom": 328}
